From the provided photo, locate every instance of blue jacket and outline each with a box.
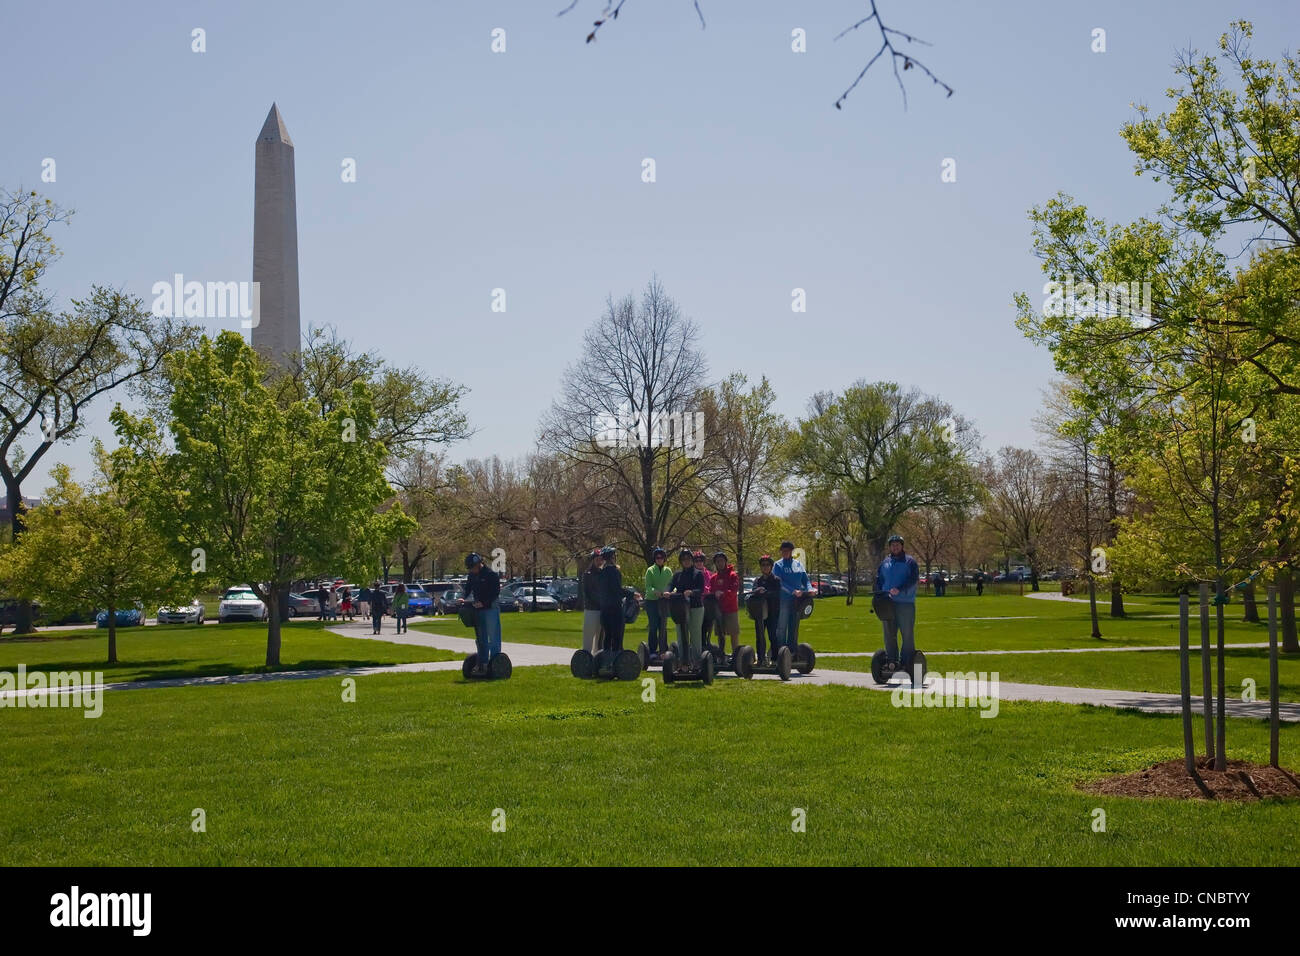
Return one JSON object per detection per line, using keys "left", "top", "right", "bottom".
{"left": 771, "top": 557, "right": 810, "bottom": 603}
{"left": 876, "top": 553, "right": 919, "bottom": 603}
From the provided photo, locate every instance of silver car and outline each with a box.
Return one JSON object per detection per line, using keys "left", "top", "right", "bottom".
{"left": 157, "top": 599, "right": 205, "bottom": 624}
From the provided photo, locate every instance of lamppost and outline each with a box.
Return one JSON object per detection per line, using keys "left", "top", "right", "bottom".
{"left": 814, "top": 529, "right": 822, "bottom": 596}
{"left": 530, "top": 517, "right": 540, "bottom": 611}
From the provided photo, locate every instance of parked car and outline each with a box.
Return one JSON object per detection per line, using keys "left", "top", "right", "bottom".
{"left": 285, "top": 592, "right": 319, "bottom": 617}
{"left": 380, "top": 584, "right": 434, "bottom": 616}
{"left": 157, "top": 599, "right": 205, "bottom": 624}
{"left": 0, "top": 598, "right": 42, "bottom": 630}
{"left": 96, "top": 606, "right": 144, "bottom": 628}
{"left": 549, "top": 578, "right": 581, "bottom": 610}
{"left": 512, "top": 586, "right": 560, "bottom": 611}
{"left": 433, "top": 584, "right": 464, "bottom": 614}
{"left": 218, "top": 587, "right": 268, "bottom": 623}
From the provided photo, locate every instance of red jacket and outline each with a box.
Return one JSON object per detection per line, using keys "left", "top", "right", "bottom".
{"left": 707, "top": 564, "right": 740, "bottom": 613}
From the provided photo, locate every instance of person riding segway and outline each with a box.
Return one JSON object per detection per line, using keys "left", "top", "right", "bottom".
{"left": 662, "top": 548, "right": 715, "bottom": 684}
{"left": 461, "top": 552, "right": 512, "bottom": 680}
{"left": 746, "top": 555, "right": 781, "bottom": 663}
{"left": 637, "top": 546, "right": 673, "bottom": 670}
{"left": 573, "top": 547, "right": 641, "bottom": 680}
{"left": 869, "top": 534, "right": 925, "bottom": 684}
{"left": 706, "top": 551, "right": 742, "bottom": 669}
{"left": 571, "top": 550, "right": 605, "bottom": 677}
{"left": 744, "top": 540, "right": 816, "bottom": 680}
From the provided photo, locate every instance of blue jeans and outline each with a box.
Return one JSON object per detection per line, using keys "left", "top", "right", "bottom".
{"left": 776, "top": 600, "right": 800, "bottom": 652}
{"left": 882, "top": 601, "right": 916, "bottom": 668}
{"left": 476, "top": 605, "right": 501, "bottom": 661}
{"left": 645, "top": 599, "right": 668, "bottom": 654}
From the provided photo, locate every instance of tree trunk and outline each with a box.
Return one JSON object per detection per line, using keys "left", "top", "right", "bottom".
{"left": 6, "top": 483, "right": 36, "bottom": 634}
{"left": 1242, "top": 581, "right": 1259, "bottom": 623}
{"left": 107, "top": 610, "right": 118, "bottom": 665}
{"left": 1109, "top": 576, "right": 1125, "bottom": 617}
{"left": 265, "top": 589, "right": 282, "bottom": 666}
{"left": 1280, "top": 568, "right": 1298, "bottom": 653}
{"left": 736, "top": 511, "right": 745, "bottom": 579}
{"left": 1088, "top": 576, "right": 1101, "bottom": 639}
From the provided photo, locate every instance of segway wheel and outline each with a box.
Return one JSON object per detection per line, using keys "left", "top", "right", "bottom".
{"left": 736, "top": 645, "right": 756, "bottom": 680}
{"left": 795, "top": 642, "right": 816, "bottom": 675}
{"left": 910, "top": 650, "right": 927, "bottom": 685}
{"left": 870, "top": 649, "right": 890, "bottom": 684}
{"left": 593, "top": 649, "right": 612, "bottom": 679}
{"left": 637, "top": 641, "right": 650, "bottom": 672}
{"left": 701, "top": 651, "right": 715, "bottom": 686}
{"left": 614, "top": 649, "right": 642, "bottom": 682}
{"left": 570, "top": 648, "right": 595, "bottom": 679}
{"left": 661, "top": 651, "right": 676, "bottom": 684}
{"left": 462, "top": 654, "right": 479, "bottom": 680}
{"left": 776, "top": 646, "right": 792, "bottom": 682}
{"left": 490, "top": 653, "right": 513, "bottom": 680}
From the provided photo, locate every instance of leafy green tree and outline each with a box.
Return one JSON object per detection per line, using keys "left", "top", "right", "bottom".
{"left": 0, "top": 188, "right": 193, "bottom": 633}
{"left": 112, "top": 332, "right": 407, "bottom": 666}
{"left": 787, "top": 381, "right": 973, "bottom": 568}
{"left": 700, "top": 373, "right": 790, "bottom": 576}
{"left": 0, "top": 451, "right": 183, "bottom": 660}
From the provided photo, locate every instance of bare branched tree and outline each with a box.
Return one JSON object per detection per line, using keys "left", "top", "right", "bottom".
{"left": 558, "top": 0, "right": 953, "bottom": 109}
{"left": 539, "top": 276, "right": 723, "bottom": 562}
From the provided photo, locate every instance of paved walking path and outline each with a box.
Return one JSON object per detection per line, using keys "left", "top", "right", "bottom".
{"left": 820, "top": 643, "right": 1271, "bottom": 657}
{"left": 5, "top": 617, "right": 1295, "bottom": 724}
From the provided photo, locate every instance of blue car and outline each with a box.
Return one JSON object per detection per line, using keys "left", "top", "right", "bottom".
{"left": 384, "top": 585, "right": 433, "bottom": 616}
{"left": 96, "top": 607, "right": 144, "bottom": 628}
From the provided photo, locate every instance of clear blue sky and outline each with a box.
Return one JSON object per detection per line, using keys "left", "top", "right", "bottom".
{"left": 6, "top": 0, "right": 1297, "bottom": 493}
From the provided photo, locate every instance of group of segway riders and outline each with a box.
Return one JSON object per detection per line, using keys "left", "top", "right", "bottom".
{"left": 450, "top": 532, "right": 924, "bottom": 685}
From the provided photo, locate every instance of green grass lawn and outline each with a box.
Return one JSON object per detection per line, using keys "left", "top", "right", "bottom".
{"left": 0, "top": 665, "right": 1295, "bottom": 865}
{"left": 820, "top": 647, "right": 1300, "bottom": 702}
{"left": 0, "top": 621, "right": 461, "bottom": 684}
{"left": 416, "top": 592, "right": 1281, "bottom": 654}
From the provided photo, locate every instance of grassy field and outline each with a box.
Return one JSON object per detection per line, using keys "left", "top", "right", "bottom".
{"left": 0, "top": 664, "right": 1295, "bottom": 865}
{"left": 0, "top": 621, "right": 461, "bottom": 684}
{"left": 415, "top": 592, "right": 1282, "bottom": 654}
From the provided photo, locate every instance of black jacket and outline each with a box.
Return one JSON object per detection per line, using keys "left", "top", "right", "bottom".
{"left": 581, "top": 567, "right": 602, "bottom": 611}
{"left": 597, "top": 564, "right": 624, "bottom": 610}
{"left": 670, "top": 567, "right": 706, "bottom": 608}
{"left": 466, "top": 567, "right": 501, "bottom": 607}
{"left": 753, "top": 571, "right": 782, "bottom": 609}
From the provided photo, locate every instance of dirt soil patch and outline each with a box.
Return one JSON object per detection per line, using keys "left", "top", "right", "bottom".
{"left": 1080, "top": 758, "right": 1300, "bottom": 801}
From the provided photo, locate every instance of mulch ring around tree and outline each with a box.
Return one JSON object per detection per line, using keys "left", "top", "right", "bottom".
{"left": 1079, "top": 758, "right": 1300, "bottom": 802}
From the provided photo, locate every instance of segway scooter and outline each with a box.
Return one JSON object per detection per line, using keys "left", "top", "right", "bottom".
{"left": 570, "top": 643, "right": 641, "bottom": 681}
{"left": 455, "top": 600, "right": 513, "bottom": 680}
{"left": 636, "top": 597, "right": 669, "bottom": 671}
{"left": 660, "top": 592, "right": 715, "bottom": 685}
{"left": 733, "top": 592, "right": 817, "bottom": 680}
{"left": 868, "top": 591, "right": 926, "bottom": 684}
{"left": 701, "top": 592, "right": 737, "bottom": 670}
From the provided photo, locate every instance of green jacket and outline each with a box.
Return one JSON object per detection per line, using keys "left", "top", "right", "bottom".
{"left": 644, "top": 563, "right": 674, "bottom": 600}
{"left": 392, "top": 591, "right": 410, "bottom": 611}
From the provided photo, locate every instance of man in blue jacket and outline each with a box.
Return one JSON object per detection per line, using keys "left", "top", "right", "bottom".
{"left": 465, "top": 552, "right": 502, "bottom": 676}
{"left": 876, "top": 533, "right": 920, "bottom": 674}
{"left": 771, "top": 540, "right": 810, "bottom": 655}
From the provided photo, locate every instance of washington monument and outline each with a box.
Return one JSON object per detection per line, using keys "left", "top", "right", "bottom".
{"left": 252, "top": 103, "right": 300, "bottom": 366}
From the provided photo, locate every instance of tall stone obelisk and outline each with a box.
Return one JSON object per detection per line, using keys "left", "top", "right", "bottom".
{"left": 252, "top": 103, "right": 300, "bottom": 366}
